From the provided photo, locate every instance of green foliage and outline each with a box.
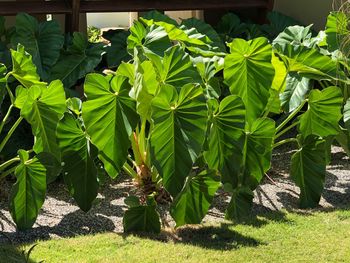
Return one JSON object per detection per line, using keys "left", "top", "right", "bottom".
{"left": 123, "top": 196, "right": 161, "bottom": 233}
{"left": 57, "top": 111, "right": 99, "bottom": 212}
{"left": 170, "top": 169, "right": 221, "bottom": 227}
{"left": 150, "top": 84, "right": 208, "bottom": 197}
{"left": 49, "top": 32, "right": 104, "bottom": 89}
{"left": 82, "top": 74, "right": 139, "bottom": 178}
{"left": 0, "top": 10, "right": 349, "bottom": 234}
{"left": 224, "top": 37, "right": 275, "bottom": 122}
{"left": 291, "top": 136, "right": 327, "bottom": 208}
{"left": 12, "top": 13, "right": 64, "bottom": 81}
{"left": 9, "top": 150, "right": 49, "bottom": 229}
{"left": 299, "top": 87, "right": 343, "bottom": 137}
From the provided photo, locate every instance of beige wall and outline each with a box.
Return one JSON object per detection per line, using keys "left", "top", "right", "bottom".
{"left": 274, "top": 0, "right": 333, "bottom": 30}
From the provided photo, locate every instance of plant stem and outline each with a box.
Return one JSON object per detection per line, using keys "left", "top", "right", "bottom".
{"left": 273, "top": 138, "right": 298, "bottom": 149}
{"left": 5, "top": 72, "right": 15, "bottom": 105}
{"left": 122, "top": 162, "right": 138, "bottom": 178}
{"left": 276, "top": 100, "right": 307, "bottom": 133}
{"left": 275, "top": 121, "right": 299, "bottom": 140}
{"left": 0, "top": 166, "right": 17, "bottom": 179}
{"left": 238, "top": 132, "right": 248, "bottom": 186}
{"left": 0, "top": 116, "right": 23, "bottom": 153}
{"left": 0, "top": 156, "right": 20, "bottom": 172}
{"left": 0, "top": 104, "right": 13, "bottom": 135}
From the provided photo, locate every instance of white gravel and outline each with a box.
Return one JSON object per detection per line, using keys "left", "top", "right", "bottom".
{"left": 0, "top": 146, "right": 349, "bottom": 244}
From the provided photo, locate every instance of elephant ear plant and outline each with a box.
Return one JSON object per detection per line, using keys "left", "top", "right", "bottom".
{"left": 0, "top": 45, "right": 63, "bottom": 229}
{"left": 1, "top": 12, "right": 348, "bottom": 233}
{"left": 58, "top": 14, "right": 347, "bottom": 233}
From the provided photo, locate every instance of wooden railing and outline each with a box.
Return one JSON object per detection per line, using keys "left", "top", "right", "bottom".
{"left": 0, "top": 0, "right": 274, "bottom": 32}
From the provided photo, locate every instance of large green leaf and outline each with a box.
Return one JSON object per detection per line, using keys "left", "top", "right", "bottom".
{"left": 291, "top": 135, "right": 326, "bottom": 208}
{"left": 11, "top": 44, "right": 45, "bottom": 88}
{"left": 242, "top": 118, "right": 276, "bottom": 187}
{"left": 141, "top": 18, "right": 209, "bottom": 48}
{"left": 325, "top": 12, "right": 350, "bottom": 52}
{"left": 299, "top": 86, "right": 343, "bottom": 138}
{"left": 170, "top": 169, "right": 220, "bottom": 227}
{"left": 216, "top": 13, "right": 246, "bottom": 42}
{"left": 57, "top": 112, "right": 99, "bottom": 212}
{"left": 221, "top": 118, "right": 275, "bottom": 190}
{"left": 123, "top": 197, "right": 161, "bottom": 233}
{"left": 280, "top": 72, "right": 310, "bottom": 112}
{"left": 193, "top": 56, "right": 224, "bottom": 99}
{"left": 21, "top": 80, "right": 66, "bottom": 160}
{"left": 127, "top": 21, "right": 171, "bottom": 57}
{"left": 153, "top": 45, "right": 201, "bottom": 88}
{"left": 273, "top": 25, "right": 315, "bottom": 48}
{"left": 275, "top": 43, "right": 347, "bottom": 83}
{"left": 11, "top": 13, "right": 63, "bottom": 81}
{"left": 132, "top": 61, "right": 159, "bottom": 120}
{"left": 9, "top": 150, "right": 47, "bottom": 229}
{"left": 150, "top": 84, "right": 207, "bottom": 197}
{"left": 204, "top": 95, "right": 245, "bottom": 171}
{"left": 181, "top": 17, "right": 226, "bottom": 52}
{"left": 224, "top": 37, "right": 275, "bottom": 122}
{"left": 82, "top": 74, "right": 138, "bottom": 178}
{"left": 103, "top": 29, "right": 131, "bottom": 68}
{"left": 225, "top": 187, "right": 254, "bottom": 221}
{"left": 49, "top": 32, "right": 104, "bottom": 89}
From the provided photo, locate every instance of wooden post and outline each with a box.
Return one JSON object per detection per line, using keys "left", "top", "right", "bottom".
{"left": 65, "top": 0, "right": 81, "bottom": 32}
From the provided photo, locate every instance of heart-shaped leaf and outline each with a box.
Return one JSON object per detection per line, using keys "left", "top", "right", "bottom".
{"left": 170, "top": 169, "right": 221, "bottom": 227}
{"left": 150, "top": 84, "right": 207, "bottom": 197}
{"left": 225, "top": 187, "right": 254, "bottom": 221}
{"left": 82, "top": 74, "right": 139, "bottom": 178}
{"left": 204, "top": 95, "right": 245, "bottom": 171}
{"left": 275, "top": 43, "right": 347, "bottom": 83}
{"left": 21, "top": 80, "right": 66, "bottom": 161}
{"left": 11, "top": 44, "right": 45, "bottom": 88}
{"left": 103, "top": 29, "right": 131, "bottom": 68}
{"left": 9, "top": 150, "right": 50, "bottom": 229}
{"left": 222, "top": 118, "right": 275, "bottom": 189}
{"left": 123, "top": 197, "right": 161, "bottom": 233}
{"left": 153, "top": 45, "right": 201, "bottom": 88}
{"left": 224, "top": 37, "right": 275, "bottom": 122}
{"left": 299, "top": 86, "right": 343, "bottom": 137}
{"left": 49, "top": 32, "right": 104, "bottom": 89}
{"left": 11, "top": 13, "right": 64, "bottom": 81}
{"left": 291, "top": 135, "right": 326, "bottom": 208}
{"left": 57, "top": 112, "right": 99, "bottom": 212}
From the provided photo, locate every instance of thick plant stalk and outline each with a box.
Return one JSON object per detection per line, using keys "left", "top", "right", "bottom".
{"left": 273, "top": 138, "right": 298, "bottom": 149}
{"left": 0, "top": 117, "right": 23, "bottom": 153}
{"left": 0, "top": 156, "right": 20, "bottom": 171}
{"left": 275, "top": 121, "right": 299, "bottom": 139}
{"left": 0, "top": 104, "right": 14, "bottom": 135}
{"left": 276, "top": 100, "right": 307, "bottom": 133}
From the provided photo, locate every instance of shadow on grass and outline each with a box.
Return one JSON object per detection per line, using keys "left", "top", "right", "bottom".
{"left": 174, "top": 223, "right": 265, "bottom": 250}
{"left": 0, "top": 243, "right": 38, "bottom": 263}
{"left": 125, "top": 222, "right": 266, "bottom": 251}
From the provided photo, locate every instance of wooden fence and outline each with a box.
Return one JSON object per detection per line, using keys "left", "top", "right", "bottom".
{"left": 0, "top": 0, "right": 274, "bottom": 32}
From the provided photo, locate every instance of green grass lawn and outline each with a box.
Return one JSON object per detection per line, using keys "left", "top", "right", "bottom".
{"left": 1, "top": 208, "right": 350, "bottom": 263}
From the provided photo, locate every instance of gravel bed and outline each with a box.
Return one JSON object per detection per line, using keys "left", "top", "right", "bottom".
{"left": 0, "top": 146, "right": 349, "bottom": 244}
